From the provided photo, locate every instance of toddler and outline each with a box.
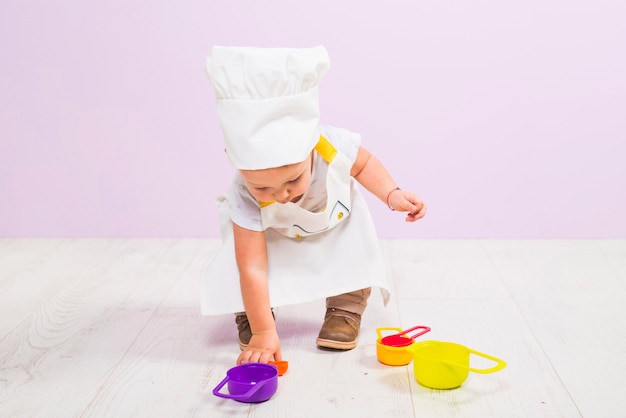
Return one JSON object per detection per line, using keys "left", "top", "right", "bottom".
{"left": 202, "top": 46, "right": 426, "bottom": 365}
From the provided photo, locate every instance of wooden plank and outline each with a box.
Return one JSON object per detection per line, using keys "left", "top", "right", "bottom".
{"left": 0, "top": 239, "right": 123, "bottom": 338}
{"left": 0, "top": 239, "right": 209, "bottom": 416}
{"left": 386, "top": 239, "right": 511, "bottom": 300}
{"left": 75, "top": 239, "right": 232, "bottom": 417}
{"left": 482, "top": 240, "right": 626, "bottom": 417}
{"left": 1, "top": 239, "right": 622, "bottom": 417}
{"left": 387, "top": 240, "right": 581, "bottom": 417}
{"left": 397, "top": 298, "right": 581, "bottom": 417}
{"left": 597, "top": 239, "right": 626, "bottom": 288}
{"left": 77, "top": 239, "right": 414, "bottom": 417}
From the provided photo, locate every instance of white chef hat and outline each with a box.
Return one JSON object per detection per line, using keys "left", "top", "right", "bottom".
{"left": 205, "top": 45, "right": 330, "bottom": 170}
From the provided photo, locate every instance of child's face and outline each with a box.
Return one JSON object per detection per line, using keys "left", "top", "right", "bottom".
{"left": 240, "top": 153, "right": 313, "bottom": 204}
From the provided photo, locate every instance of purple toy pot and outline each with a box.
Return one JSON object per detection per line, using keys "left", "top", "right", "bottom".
{"left": 212, "top": 363, "right": 278, "bottom": 403}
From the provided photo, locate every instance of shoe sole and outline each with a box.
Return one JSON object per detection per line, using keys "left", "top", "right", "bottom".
{"left": 316, "top": 337, "right": 357, "bottom": 350}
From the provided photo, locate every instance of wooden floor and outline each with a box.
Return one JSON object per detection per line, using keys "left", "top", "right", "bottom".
{"left": 1, "top": 239, "right": 625, "bottom": 417}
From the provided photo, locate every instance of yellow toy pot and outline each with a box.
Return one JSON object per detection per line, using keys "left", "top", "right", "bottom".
{"left": 407, "top": 340, "right": 506, "bottom": 389}
{"left": 376, "top": 326, "right": 431, "bottom": 366}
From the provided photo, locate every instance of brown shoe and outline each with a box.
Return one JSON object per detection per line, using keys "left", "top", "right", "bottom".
{"left": 316, "top": 308, "right": 361, "bottom": 350}
{"left": 236, "top": 310, "right": 275, "bottom": 351}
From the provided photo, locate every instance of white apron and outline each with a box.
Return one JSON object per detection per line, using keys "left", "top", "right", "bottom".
{"left": 201, "top": 137, "right": 390, "bottom": 315}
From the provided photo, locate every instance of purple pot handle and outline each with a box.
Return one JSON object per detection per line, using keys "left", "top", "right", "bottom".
{"left": 212, "top": 375, "right": 268, "bottom": 402}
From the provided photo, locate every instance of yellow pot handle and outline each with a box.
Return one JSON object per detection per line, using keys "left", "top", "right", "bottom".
{"left": 467, "top": 349, "right": 507, "bottom": 374}
{"left": 376, "top": 327, "right": 403, "bottom": 340}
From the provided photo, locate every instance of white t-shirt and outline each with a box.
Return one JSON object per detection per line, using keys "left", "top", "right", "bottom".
{"left": 226, "top": 125, "right": 362, "bottom": 232}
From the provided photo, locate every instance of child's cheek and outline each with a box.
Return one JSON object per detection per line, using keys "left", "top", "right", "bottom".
{"left": 248, "top": 190, "right": 266, "bottom": 202}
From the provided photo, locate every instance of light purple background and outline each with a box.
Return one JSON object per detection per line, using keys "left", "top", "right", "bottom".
{"left": 1, "top": 1, "right": 624, "bottom": 238}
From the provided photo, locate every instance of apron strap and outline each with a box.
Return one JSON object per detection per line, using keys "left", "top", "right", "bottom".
{"left": 314, "top": 135, "right": 337, "bottom": 163}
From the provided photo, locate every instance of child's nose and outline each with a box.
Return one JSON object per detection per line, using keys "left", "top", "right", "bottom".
{"left": 275, "top": 188, "right": 290, "bottom": 203}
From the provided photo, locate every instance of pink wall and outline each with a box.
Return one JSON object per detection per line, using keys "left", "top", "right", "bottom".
{"left": 1, "top": 1, "right": 625, "bottom": 238}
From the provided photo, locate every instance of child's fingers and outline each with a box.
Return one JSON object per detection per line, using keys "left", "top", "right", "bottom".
{"left": 238, "top": 347, "right": 275, "bottom": 365}
{"left": 405, "top": 202, "right": 427, "bottom": 222}
{"left": 237, "top": 350, "right": 250, "bottom": 365}
{"left": 404, "top": 196, "right": 423, "bottom": 213}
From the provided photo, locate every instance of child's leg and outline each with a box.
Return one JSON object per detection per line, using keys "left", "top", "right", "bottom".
{"left": 316, "top": 287, "right": 371, "bottom": 350}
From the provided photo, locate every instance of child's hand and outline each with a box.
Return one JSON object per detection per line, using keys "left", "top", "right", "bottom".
{"left": 237, "top": 329, "right": 282, "bottom": 365}
{"left": 388, "top": 189, "right": 427, "bottom": 222}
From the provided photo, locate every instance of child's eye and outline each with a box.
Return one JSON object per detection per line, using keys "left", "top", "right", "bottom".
{"left": 255, "top": 187, "right": 268, "bottom": 191}
{"left": 288, "top": 176, "right": 301, "bottom": 184}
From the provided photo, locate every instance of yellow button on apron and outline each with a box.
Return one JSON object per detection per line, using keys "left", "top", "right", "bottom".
{"left": 337, "top": 212, "right": 344, "bottom": 220}
{"left": 295, "top": 234, "right": 302, "bottom": 238}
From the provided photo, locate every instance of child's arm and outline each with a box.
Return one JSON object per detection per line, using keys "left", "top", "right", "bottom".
{"left": 233, "top": 223, "right": 283, "bottom": 364}
{"left": 351, "top": 147, "right": 427, "bottom": 222}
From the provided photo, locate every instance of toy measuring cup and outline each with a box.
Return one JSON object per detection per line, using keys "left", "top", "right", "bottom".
{"left": 407, "top": 340, "right": 507, "bottom": 389}
{"left": 212, "top": 363, "right": 278, "bottom": 403}
{"left": 268, "top": 360, "right": 289, "bottom": 376}
{"left": 376, "top": 325, "right": 431, "bottom": 366}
